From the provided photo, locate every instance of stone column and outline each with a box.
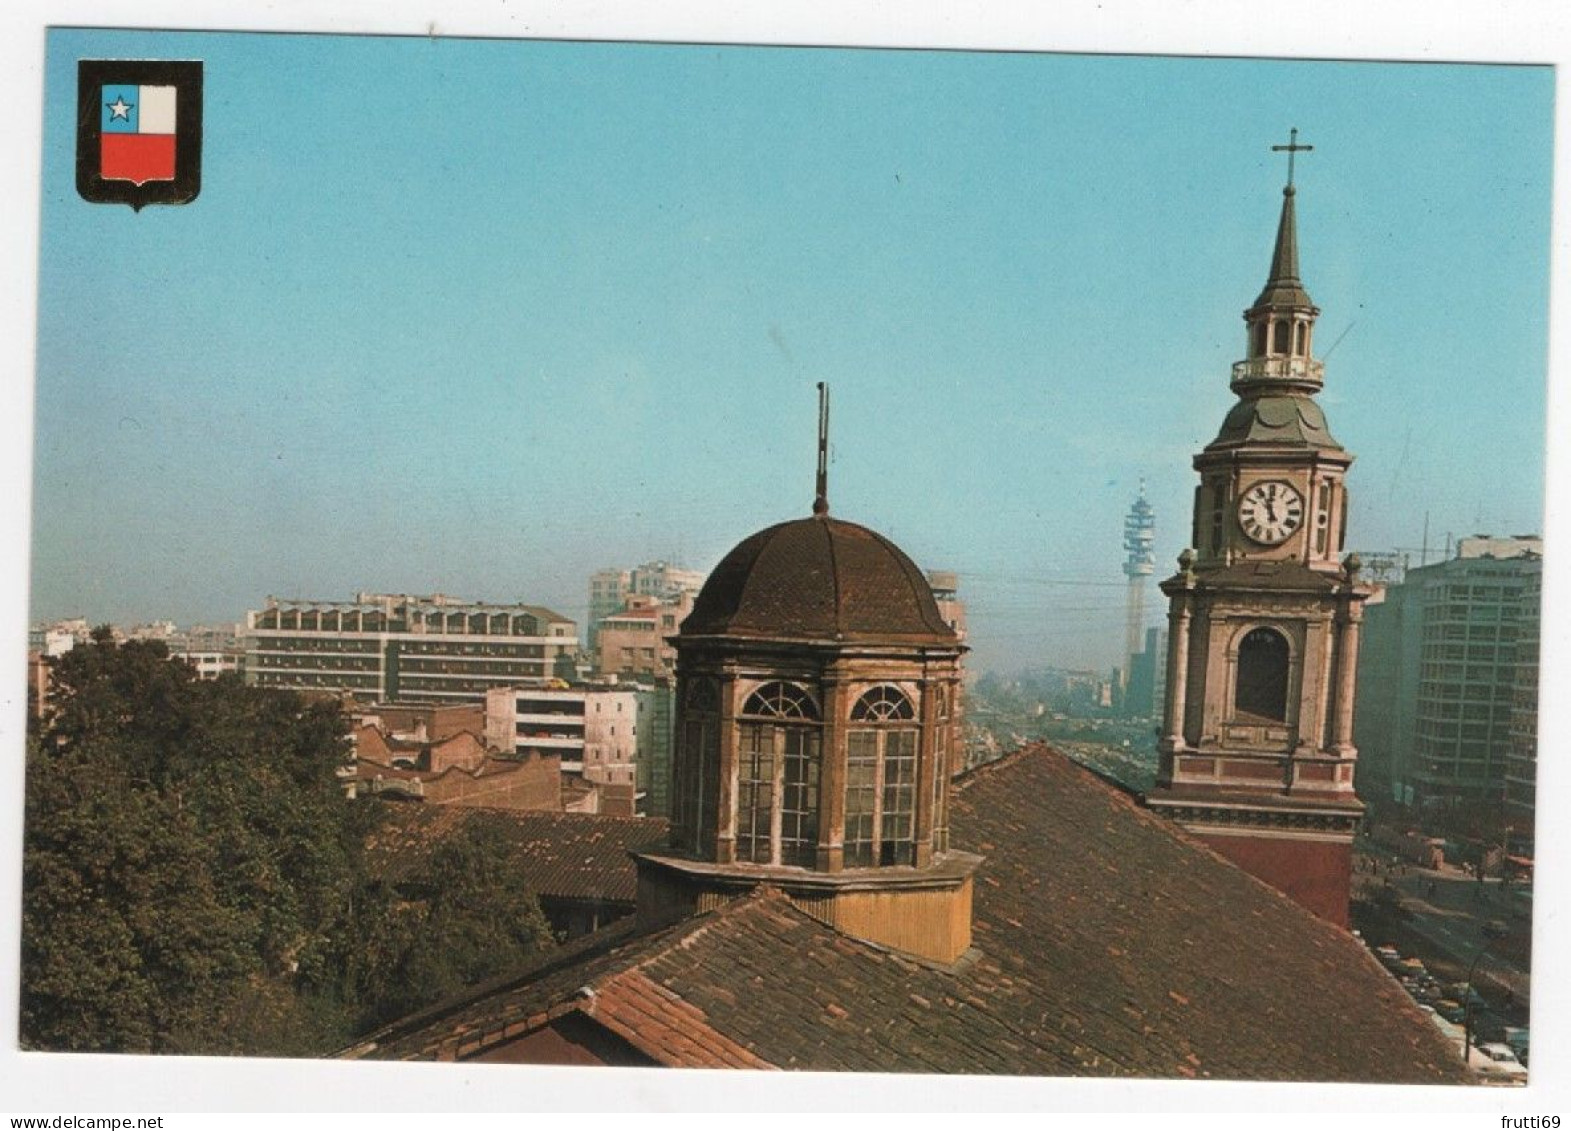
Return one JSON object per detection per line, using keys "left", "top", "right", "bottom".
{"left": 714, "top": 672, "right": 738, "bottom": 864}
{"left": 1332, "top": 602, "right": 1363, "bottom": 757}
{"left": 1163, "top": 594, "right": 1193, "bottom": 751}
{"left": 913, "top": 667, "right": 939, "bottom": 869}
{"left": 816, "top": 671, "right": 848, "bottom": 873}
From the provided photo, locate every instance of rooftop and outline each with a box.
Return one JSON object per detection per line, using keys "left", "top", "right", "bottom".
{"left": 682, "top": 515, "right": 957, "bottom": 646}
{"left": 364, "top": 806, "right": 668, "bottom": 904}
{"left": 346, "top": 745, "right": 1466, "bottom": 1082}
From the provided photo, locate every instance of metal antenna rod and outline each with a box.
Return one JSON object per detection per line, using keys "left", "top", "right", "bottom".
{"left": 813, "top": 382, "right": 830, "bottom": 516}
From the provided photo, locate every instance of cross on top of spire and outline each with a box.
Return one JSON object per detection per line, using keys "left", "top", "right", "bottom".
{"left": 1271, "top": 127, "right": 1313, "bottom": 191}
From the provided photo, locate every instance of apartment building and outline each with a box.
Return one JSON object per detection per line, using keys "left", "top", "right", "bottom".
{"left": 244, "top": 592, "right": 577, "bottom": 703}
{"left": 595, "top": 592, "right": 693, "bottom": 679}
{"left": 586, "top": 560, "right": 704, "bottom": 648}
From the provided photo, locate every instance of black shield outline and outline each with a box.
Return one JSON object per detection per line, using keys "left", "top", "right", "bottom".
{"left": 77, "top": 60, "right": 203, "bottom": 211}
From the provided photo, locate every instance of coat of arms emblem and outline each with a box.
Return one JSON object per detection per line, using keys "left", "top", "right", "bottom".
{"left": 77, "top": 60, "right": 202, "bottom": 210}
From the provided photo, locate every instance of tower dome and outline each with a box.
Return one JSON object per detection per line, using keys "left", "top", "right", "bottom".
{"left": 682, "top": 515, "right": 956, "bottom": 644}
{"left": 637, "top": 384, "right": 978, "bottom": 965}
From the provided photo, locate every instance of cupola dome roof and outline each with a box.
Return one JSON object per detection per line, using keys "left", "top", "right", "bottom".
{"left": 681, "top": 515, "right": 957, "bottom": 645}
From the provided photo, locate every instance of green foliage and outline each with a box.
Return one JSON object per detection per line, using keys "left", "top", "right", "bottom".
{"left": 22, "top": 632, "right": 555, "bottom": 1055}
{"left": 345, "top": 821, "right": 557, "bottom": 1031}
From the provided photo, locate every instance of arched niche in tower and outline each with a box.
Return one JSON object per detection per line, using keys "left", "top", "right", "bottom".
{"left": 1234, "top": 625, "right": 1292, "bottom": 722}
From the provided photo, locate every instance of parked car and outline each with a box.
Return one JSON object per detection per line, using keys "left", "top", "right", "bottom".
{"left": 1445, "top": 983, "right": 1488, "bottom": 1009}
{"left": 1502, "top": 1026, "right": 1530, "bottom": 1065}
{"left": 1469, "top": 1042, "right": 1528, "bottom": 1083}
{"left": 1483, "top": 919, "right": 1510, "bottom": 938}
{"left": 1436, "top": 1000, "right": 1467, "bottom": 1024}
{"left": 1398, "top": 957, "right": 1427, "bottom": 977}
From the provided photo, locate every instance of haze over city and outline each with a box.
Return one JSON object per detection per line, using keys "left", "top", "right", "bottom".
{"left": 26, "top": 30, "right": 1553, "bottom": 676}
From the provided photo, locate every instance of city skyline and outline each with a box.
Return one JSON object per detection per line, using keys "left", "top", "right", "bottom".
{"left": 25, "top": 31, "right": 1554, "bottom": 678}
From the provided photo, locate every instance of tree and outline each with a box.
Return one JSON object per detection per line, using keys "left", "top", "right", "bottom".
{"left": 23, "top": 631, "right": 558, "bottom": 1054}
{"left": 342, "top": 819, "right": 557, "bottom": 1031}
{"left": 22, "top": 633, "right": 368, "bottom": 1053}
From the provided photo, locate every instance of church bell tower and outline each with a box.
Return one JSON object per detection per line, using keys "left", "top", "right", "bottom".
{"left": 1145, "top": 133, "right": 1375, "bottom": 928}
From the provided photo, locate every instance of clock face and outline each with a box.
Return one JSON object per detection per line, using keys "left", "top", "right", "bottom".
{"left": 1237, "top": 480, "right": 1305, "bottom": 545}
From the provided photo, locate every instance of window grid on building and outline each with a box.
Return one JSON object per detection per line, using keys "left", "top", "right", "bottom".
{"left": 845, "top": 686, "right": 919, "bottom": 868}
{"left": 735, "top": 682, "right": 822, "bottom": 867}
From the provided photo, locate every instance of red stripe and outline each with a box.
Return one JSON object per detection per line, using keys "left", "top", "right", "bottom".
{"left": 101, "top": 134, "right": 177, "bottom": 186}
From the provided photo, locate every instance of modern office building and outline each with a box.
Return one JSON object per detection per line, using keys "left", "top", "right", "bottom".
{"left": 1123, "top": 625, "right": 1168, "bottom": 720}
{"left": 1355, "top": 536, "right": 1542, "bottom": 811}
{"left": 244, "top": 593, "right": 577, "bottom": 703}
{"left": 1503, "top": 565, "right": 1540, "bottom": 853}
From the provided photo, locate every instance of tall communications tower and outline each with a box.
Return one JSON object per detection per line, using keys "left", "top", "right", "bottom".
{"left": 1122, "top": 482, "right": 1156, "bottom": 682}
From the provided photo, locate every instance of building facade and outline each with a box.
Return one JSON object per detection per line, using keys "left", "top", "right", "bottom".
{"left": 243, "top": 593, "right": 576, "bottom": 703}
{"left": 485, "top": 682, "right": 642, "bottom": 814}
{"left": 925, "top": 570, "right": 967, "bottom": 641}
{"left": 1355, "top": 536, "right": 1542, "bottom": 814}
{"left": 1124, "top": 625, "right": 1168, "bottom": 720}
{"left": 595, "top": 592, "right": 694, "bottom": 679}
{"left": 1504, "top": 563, "right": 1540, "bottom": 853}
{"left": 1146, "top": 164, "right": 1374, "bottom": 927}
{"left": 587, "top": 561, "right": 704, "bottom": 649}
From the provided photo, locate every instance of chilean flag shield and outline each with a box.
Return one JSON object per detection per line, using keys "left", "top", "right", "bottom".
{"left": 77, "top": 60, "right": 202, "bottom": 210}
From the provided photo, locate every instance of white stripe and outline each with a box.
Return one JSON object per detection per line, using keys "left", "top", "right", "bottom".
{"left": 138, "top": 85, "right": 177, "bottom": 134}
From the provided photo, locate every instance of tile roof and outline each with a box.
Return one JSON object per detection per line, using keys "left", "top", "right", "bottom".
{"left": 346, "top": 745, "right": 1468, "bottom": 1082}
{"left": 682, "top": 515, "right": 957, "bottom": 644}
{"left": 363, "top": 806, "right": 667, "bottom": 903}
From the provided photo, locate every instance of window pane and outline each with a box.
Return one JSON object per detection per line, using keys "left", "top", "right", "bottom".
{"left": 851, "top": 685, "right": 915, "bottom": 721}
{"left": 845, "top": 730, "right": 878, "bottom": 867}
{"left": 737, "top": 723, "right": 775, "bottom": 864}
{"left": 780, "top": 729, "right": 820, "bottom": 867}
{"left": 880, "top": 730, "right": 918, "bottom": 866}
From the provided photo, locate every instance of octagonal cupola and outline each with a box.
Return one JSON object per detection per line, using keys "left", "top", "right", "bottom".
{"left": 633, "top": 385, "right": 979, "bottom": 964}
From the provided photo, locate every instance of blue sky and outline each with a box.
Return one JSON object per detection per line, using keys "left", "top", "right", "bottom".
{"left": 29, "top": 30, "right": 1554, "bottom": 673}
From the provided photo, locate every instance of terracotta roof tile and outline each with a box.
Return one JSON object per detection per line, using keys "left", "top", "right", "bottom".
{"left": 348, "top": 746, "right": 1469, "bottom": 1083}
{"left": 363, "top": 806, "right": 666, "bottom": 903}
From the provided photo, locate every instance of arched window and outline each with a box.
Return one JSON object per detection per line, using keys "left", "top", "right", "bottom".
{"left": 846, "top": 686, "right": 919, "bottom": 867}
{"left": 850, "top": 684, "right": 915, "bottom": 721}
{"left": 743, "top": 681, "right": 819, "bottom": 720}
{"left": 737, "top": 682, "right": 821, "bottom": 866}
{"left": 1235, "top": 627, "right": 1290, "bottom": 722}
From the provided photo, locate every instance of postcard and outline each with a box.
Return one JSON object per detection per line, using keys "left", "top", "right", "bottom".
{"left": 5, "top": 1, "right": 1567, "bottom": 1118}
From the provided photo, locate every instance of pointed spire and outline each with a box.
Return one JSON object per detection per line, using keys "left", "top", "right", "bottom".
{"left": 813, "top": 382, "right": 830, "bottom": 517}
{"left": 1268, "top": 186, "right": 1301, "bottom": 285}
{"left": 1251, "top": 185, "right": 1314, "bottom": 312}
{"left": 1252, "top": 130, "right": 1316, "bottom": 314}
